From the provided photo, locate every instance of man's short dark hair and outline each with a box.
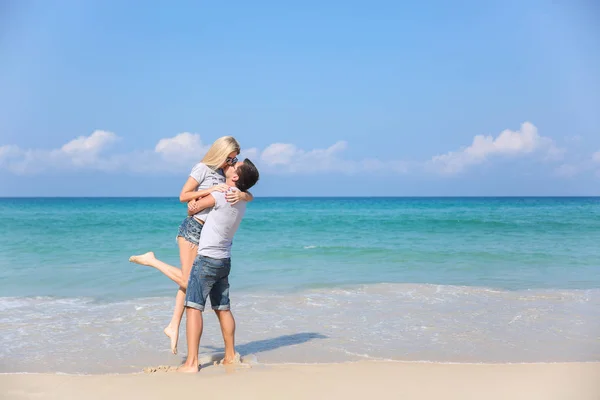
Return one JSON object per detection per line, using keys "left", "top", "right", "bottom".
{"left": 235, "top": 159, "right": 259, "bottom": 192}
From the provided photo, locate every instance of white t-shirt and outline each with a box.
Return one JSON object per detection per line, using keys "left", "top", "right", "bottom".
{"left": 198, "top": 188, "right": 247, "bottom": 259}
{"left": 189, "top": 163, "right": 226, "bottom": 222}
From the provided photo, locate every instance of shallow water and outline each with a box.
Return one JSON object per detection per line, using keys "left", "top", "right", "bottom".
{"left": 1, "top": 197, "right": 599, "bottom": 372}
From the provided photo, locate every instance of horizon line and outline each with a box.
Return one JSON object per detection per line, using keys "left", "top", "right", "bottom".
{"left": 1, "top": 195, "right": 599, "bottom": 199}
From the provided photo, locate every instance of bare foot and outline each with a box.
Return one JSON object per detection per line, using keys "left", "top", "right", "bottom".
{"left": 129, "top": 252, "right": 156, "bottom": 267}
{"left": 220, "top": 352, "right": 241, "bottom": 365}
{"left": 164, "top": 325, "right": 179, "bottom": 355}
{"left": 177, "top": 364, "right": 200, "bottom": 373}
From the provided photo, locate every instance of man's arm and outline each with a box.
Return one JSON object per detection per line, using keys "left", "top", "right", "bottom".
{"left": 226, "top": 190, "right": 253, "bottom": 205}
{"left": 187, "top": 194, "right": 216, "bottom": 216}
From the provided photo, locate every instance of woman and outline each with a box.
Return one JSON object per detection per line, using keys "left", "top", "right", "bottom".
{"left": 165, "top": 136, "right": 252, "bottom": 354}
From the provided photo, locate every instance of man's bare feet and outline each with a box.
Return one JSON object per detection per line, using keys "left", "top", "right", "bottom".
{"left": 163, "top": 325, "right": 179, "bottom": 355}
{"left": 128, "top": 252, "right": 156, "bottom": 267}
{"left": 177, "top": 364, "right": 200, "bottom": 373}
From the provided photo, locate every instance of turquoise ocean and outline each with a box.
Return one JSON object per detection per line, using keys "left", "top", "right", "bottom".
{"left": 1, "top": 197, "right": 599, "bottom": 373}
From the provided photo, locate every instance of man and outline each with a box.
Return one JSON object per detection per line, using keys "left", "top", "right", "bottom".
{"left": 129, "top": 159, "right": 259, "bottom": 373}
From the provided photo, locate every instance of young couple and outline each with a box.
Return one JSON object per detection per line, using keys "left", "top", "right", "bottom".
{"left": 129, "top": 136, "right": 260, "bottom": 373}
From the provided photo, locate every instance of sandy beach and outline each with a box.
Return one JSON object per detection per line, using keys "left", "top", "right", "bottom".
{"left": 2, "top": 361, "right": 599, "bottom": 400}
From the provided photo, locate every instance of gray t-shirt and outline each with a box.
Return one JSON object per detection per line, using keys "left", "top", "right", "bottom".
{"left": 198, "top": 188, "right": 247, "bottom": 259}
{"left": 189, "top": 163, "right": 226, "bottom": 222}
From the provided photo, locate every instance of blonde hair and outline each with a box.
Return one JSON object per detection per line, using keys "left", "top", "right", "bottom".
{"left": 201, "top": 136, "right": 241, "bottom": 170}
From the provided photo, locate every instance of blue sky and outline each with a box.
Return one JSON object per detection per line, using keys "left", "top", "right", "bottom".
{"left": 1, "top": 0, "right": 599, "bottom": 196}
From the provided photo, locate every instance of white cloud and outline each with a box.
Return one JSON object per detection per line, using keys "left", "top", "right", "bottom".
{"left": 593, "top": 151, "right": 600, "bottom": 164}
{"left": 429, "top": 122, "right": 563, "bottom": 174}
{"left": 0, "top": 130, "right": 122, "bottom": 174}
{"left": 0, "top": 131, "right": 213, "bottom": 175}
{"left": 61, "top": 130, "right": 118, "bottom": 156}
{"left": 60, "top": 130, "right": 120, "bottom": 167}
{"left": 155, "top": 132, "right": 209, "bottom": 166}
{"left": 0, "top": 134, "right": 401, "bottom": 176}
{"left": 259, "top": 141, "right": 371, "bottom": 173}
{"left": 256, "top": 141, "right": 411, "bottom": 175}
{"left": 261, "top": 143, "right": 300, "bottom": 166}
{"left": 0, "top": 122, "right": 575, "bottom": 178}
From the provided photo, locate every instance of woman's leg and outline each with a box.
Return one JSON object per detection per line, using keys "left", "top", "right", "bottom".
{"left": 165, "top": 238, "right": 197, "bottom": 354}
{"left": 129, "top": 251, "right": 191, "bottom": 287}
{"left": 129, "top": 240, "right": 197, "bottom": 354}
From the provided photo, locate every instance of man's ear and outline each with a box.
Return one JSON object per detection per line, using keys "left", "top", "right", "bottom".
{"left": 232, "top": 173, "right": 239, "bottom": 182}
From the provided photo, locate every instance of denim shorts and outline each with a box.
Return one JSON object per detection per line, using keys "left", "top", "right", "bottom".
{"left": 184, "top": 255, "right": 231, "bottom": 312}
{"left": 176, "top": 216, "right": 203, "bottom": 246}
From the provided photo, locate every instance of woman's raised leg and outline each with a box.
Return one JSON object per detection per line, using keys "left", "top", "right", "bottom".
{"left": 129, "top": 237, "right": 197, "bottom": 354}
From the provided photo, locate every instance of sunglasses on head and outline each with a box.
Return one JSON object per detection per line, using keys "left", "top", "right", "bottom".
{"left": 225, "top": 156, "right": 238, "bottom": 165}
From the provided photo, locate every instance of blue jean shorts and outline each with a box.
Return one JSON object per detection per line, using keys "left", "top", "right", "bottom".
{"left": 177, "top": 216, "right": 203, "bottom": 246}
{"left": 184, "top": 255, "right": 231, "bottom": 312}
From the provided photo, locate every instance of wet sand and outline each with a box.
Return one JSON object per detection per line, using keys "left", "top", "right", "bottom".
{"left": 2, "top": 360, "right": 599, "bottom": 400}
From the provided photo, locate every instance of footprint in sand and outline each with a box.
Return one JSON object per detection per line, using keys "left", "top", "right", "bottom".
{"left": 143, "top": 365, "right": 177, "bottom": 373}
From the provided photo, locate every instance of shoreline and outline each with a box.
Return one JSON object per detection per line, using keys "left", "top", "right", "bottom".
{"left": 4, "top": 358, "right": 600, "bottom": 376}
{"left": 2, "top": 360, "right": 599, "bottom": 400}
